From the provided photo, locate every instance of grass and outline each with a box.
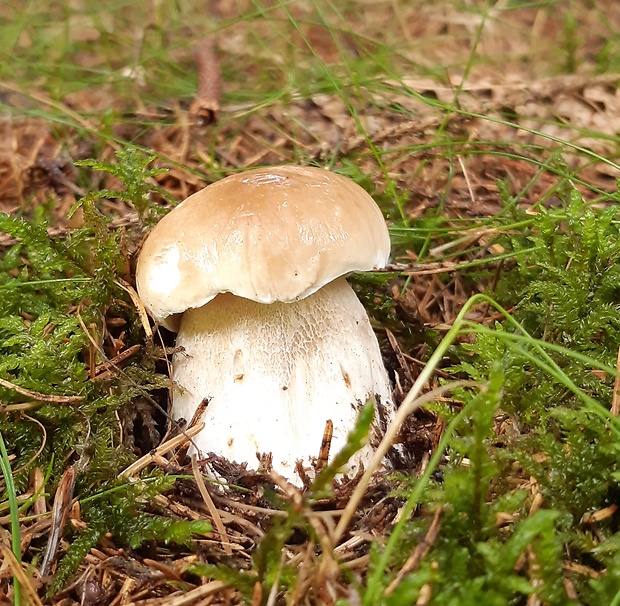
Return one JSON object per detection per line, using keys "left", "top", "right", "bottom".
{"left": 1, "top": 0, "right": 620, "bottom": 604}
{"left": 0, "top": 430, "right": 22, "bottom": 605}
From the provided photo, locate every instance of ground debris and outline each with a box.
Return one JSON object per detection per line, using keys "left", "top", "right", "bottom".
{"left": 2, "top": 2, "right": 620, "bottom": 603}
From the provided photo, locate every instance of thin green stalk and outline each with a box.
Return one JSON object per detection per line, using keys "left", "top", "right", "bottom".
{"left": 463, "top": 297, "right": 620, "bottom": 436}
{"left": 389, "top": 217, "right": 538, "bottom": 236}
{"left": 0, "top": 430, "right": 22, "bottom": 606}
{"left": 423, "top": 245, "right": 544, "bottom": 270}
{"left": 363, "top": 399, "right": 477, "bottom": 605}
{"left": 361, "top": 291, "right": 620, "bottom": 602}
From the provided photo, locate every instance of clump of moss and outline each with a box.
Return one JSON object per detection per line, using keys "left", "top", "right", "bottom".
{"left": 50, "top": 471, "right": 211, "bottom": 595}
{"left": 0, "top": 149, "right": 207, "bottom": 595}
{"left": 368, "top": 184, "right": 620, "bottom": 604}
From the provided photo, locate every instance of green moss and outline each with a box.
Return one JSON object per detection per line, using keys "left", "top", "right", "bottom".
{"left": 366, "top": 183, "right": 620, "bottom": 605}
{"left": 50, "top": 472, "right": 211, "bottom": 595}
{"left": 0, "top": 150, "right": 204, "bottom": 595}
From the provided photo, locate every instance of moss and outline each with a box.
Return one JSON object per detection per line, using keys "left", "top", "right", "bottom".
{"left": 0, "top": 150, "right": 201, "bottom": 595}
{"left": 367, "top": 184, "right": 620, "bottom": 605}
{"left": 2, "top": 148, "right": 619, "bottom": 603}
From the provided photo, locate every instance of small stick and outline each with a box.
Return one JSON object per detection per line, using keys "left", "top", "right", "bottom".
{"left": 93, "top": 344, "right": 141, "bottom": 378}
{"left": 1, "top": 544, "right": 44, "bottom": 606}
{"left": 385, "top": 506, "right": 443, "bottom": 596}
{"left": 265, "top": 551, "right": 286, "bottom": 606}
{"left": 142, "top": 558, "right": 188, "bottom": 585}
{"left": 0, "top": 377, "right": 82, "bottom": 404}
{"left": 115, "top": 279, "right": 153, "bottom": 340}
{"left": 30, "top": 467, "right": 47, "bottom": 517}
{"left": 188, "top": 397, "right": 210, "bottom": 430}
{"left": 118, "top": 422, "right": 205, "bottom": 478}
{"left": 128, "top": 580, "right": 229, "bottom": 606}
{"left": 316, "top": 420, "right": 333, "bottom": 471}
{"left": 581, "top": 504, "right": 618, "bottom": 524}
{"left": 189, "top": 37, "right": 222, "bottom": 125}
{"left": 40, "top": 465, "right": 76, "bottom": 577}
{"left": 386, "top": 328, "right": 416, "bottom": 386}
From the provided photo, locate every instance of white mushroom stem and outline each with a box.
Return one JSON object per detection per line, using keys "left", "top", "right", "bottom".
{"left": 171, "top": 277, "right": 394, "bottom": 484}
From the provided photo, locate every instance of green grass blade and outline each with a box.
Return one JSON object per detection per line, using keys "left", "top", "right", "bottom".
{"left": 0, "top": 430, "right": 22, "bottom": 606}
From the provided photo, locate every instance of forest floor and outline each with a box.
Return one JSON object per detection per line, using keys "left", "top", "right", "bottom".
{"left": 1, "top": 1, "right": 620, "bottom": 605}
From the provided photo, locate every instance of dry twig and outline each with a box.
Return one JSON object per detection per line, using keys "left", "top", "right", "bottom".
{"left": 40, "top": 465, "right": 76, "bottom": 577}
{"left": 189, "top": 37, "right": 222, "bottom": 125}
{"left": 119, "top": 423, "right": 205, "bottom": 478}
{"left": 385, "top": 506, "right": 443, "bottom": 596}
{"left": 93, "top": 344, "right": 141, "bottom": 380}
{"left": 115, "top": 279, "right": 153, "bottom": 340}
{"left": 611, "top": 346, "right": 620, "bottom": 417}
{"left": 125, "top": 580, "right": 229, "bottom": 605}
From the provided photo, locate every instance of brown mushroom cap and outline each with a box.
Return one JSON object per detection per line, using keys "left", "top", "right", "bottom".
{"left": 136, "top": 165, "right": 390, "bottom": 330}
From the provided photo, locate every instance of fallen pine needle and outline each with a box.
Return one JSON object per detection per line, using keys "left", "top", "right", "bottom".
{"left": 40, "top": 465, "right": 76, "bottom": 577}
{"left": 125, "top": 580, "right": 229, "bottom": 606}
{"left": 385, "top": 506, "right": 443, "bottom": 596}
{"left": 119, "top": 423, "right": 205, "bottom": 478}
{"left": 1, "top": 544, "right": 44, "bottom": 606}
{"left": 0, "top": 377, "right": 82, "bottom": 404}
{"left": 115, "top": 279, "right": 153, "bottom": 340}
{"left": 93, "top": 344, "right": 141, "bottom": 378}
{"left": 191, "top": 455, "right": 233, "bottom": 556}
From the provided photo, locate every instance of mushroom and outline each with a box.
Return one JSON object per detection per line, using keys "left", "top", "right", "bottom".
{"left": 136, "top": 165, "right": 394, "bottom": 484}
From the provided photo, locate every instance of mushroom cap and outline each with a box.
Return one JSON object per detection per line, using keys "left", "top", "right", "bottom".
{"left": 136, "top": 165, "right": 391, "bottom": 330}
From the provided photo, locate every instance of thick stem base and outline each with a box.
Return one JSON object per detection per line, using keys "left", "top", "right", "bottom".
{"left": 172, "top": 277, "right": 394, "bottom": 484}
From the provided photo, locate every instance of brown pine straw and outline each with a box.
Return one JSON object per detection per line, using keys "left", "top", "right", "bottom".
{"left": 1, "top": 544, "right": 44, "bottom": 606}
{"left": 190, "top": 455, "right": 233, "bottom": 556}
{"left": 115, "top": 279, "right": 153, "bottom": 340}
{"left": 124, "top": 580, "right": 229, "bottom": 606}
{"left": 385, "top": 506, "right": 443, "bottom": 596}
{"left": 0, "top": 81, "right": 120, "bottom": 151}
{"left": 141, "top": 558, "right": 189, "bottom": 587}
{"left": 119, "top": 423, "right": 205, "bottom": 478}
{"left": 40, "top": 465, "right": 77, "bottom": 577}
{"left": 93, "top": 344, "right": 141, "bottom": 380}
{"left": 333, "top": 380, "right": 478, "bottom": 545}
{"left": 581, "top": 504, "right": 618, "bottom": 524}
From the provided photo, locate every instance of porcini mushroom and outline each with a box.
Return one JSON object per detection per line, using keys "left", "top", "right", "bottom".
{"left": 136, "top": 166, "right": 394, "bottom": 484}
